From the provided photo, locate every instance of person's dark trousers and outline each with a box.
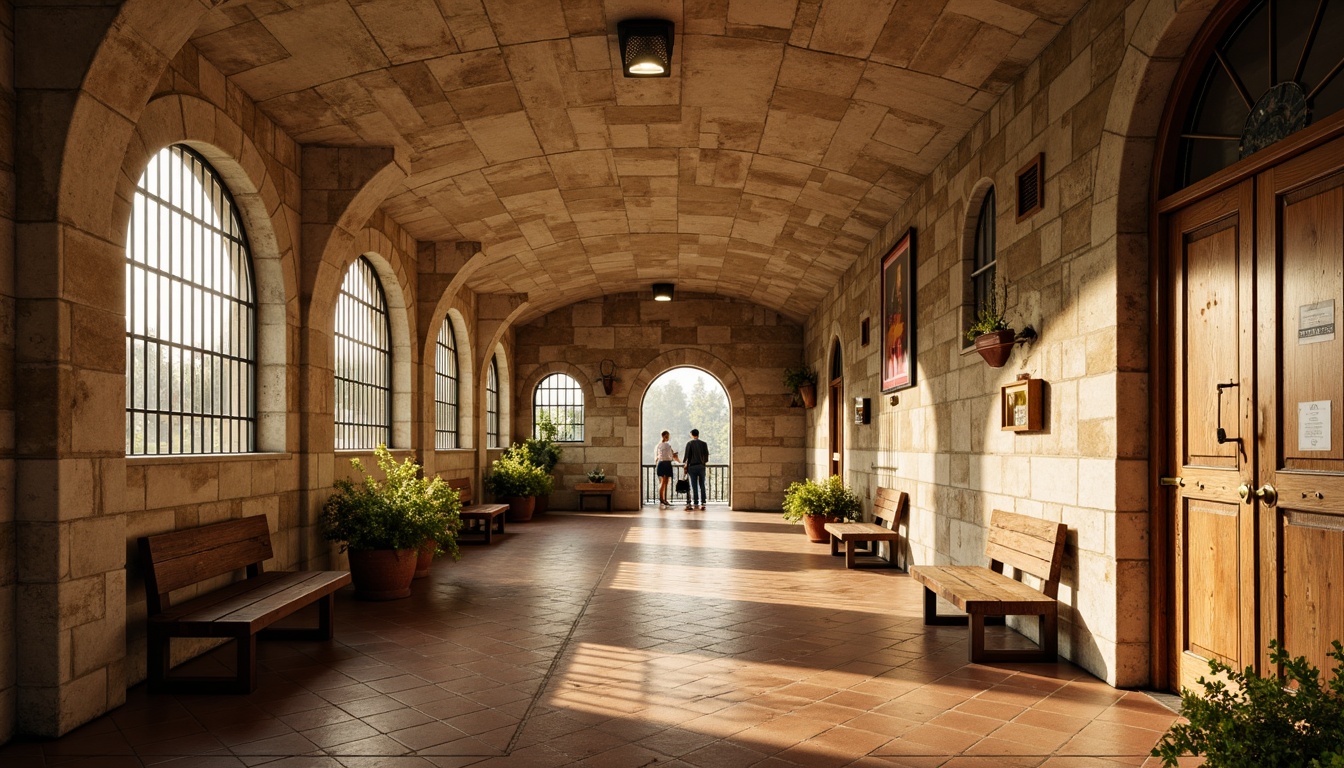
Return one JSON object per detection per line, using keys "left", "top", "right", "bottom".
{"left": 687, "top": 464, "right": 707, "bottom": 505}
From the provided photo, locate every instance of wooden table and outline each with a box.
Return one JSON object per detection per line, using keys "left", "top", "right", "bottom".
{"left": 576, "top": 481, "right": 616, "bottom": 511}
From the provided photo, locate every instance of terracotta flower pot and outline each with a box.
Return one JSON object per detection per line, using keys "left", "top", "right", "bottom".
{"left": 506, "top": 495, "right": 536, "bottom": 522}
{"left": 801, "top": 514, "right": 836, "bottom": 543}
{"left": 535, "top": 493, "right": 549, "bottom": 514}
{"left": 348, "top": 548, "right": 418, "bottom": 600}
{"left": 414, "top": 540, "right": 436, "bottom": 579}
{"left": 798, "top": 383, "right": 817, "bottom": 408}
{"left": 974, "top": 329, "right": 1017, "bottom": 368}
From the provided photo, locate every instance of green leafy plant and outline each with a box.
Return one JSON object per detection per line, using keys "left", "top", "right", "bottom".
{"left": 523, "top": 412, "right": 564, "bottom": 473}
{"left": 783, "top": 365, "right": 818, "bottom": 393}
{"left": 781, "top": 476, "right": 863, "bottom": 523}
{"left": 320, "top": 445, "right": 462, "bottom": 558}
{"left": 587, "top": 467, "right": 606, "bottom": 483}
{"left": 965, "top": 278, "right": 1010, "bottom": 341}
{"left": 1152, "top": 640, "right": 1344, "bottom": 768}
{"left": 484, "top": 445, "right": 552, "bottom": 498}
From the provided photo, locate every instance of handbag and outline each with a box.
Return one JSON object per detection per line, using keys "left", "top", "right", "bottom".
{"left": 674, "top": 477, "right": 689, "bottom": 494}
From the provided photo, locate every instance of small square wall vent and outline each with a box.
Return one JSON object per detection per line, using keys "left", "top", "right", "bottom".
{"left": 1016, "top": 153, "right": 1044, "bottom": 222}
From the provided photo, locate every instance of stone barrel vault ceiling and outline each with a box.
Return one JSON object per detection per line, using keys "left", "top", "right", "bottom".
{"left": 191, "top": 0, "right": 1085, "bottom": 321}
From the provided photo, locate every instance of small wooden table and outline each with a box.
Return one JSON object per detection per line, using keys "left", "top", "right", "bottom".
{"left": 576, "top": 481, "right": 616, "bottom": 511}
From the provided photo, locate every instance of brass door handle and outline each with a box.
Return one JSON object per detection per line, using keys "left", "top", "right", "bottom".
{"left": 1254, "top": 484, "right": 1278, "bottom": 507}
{"left": 1238, "top": 483, "right": 1252, "bottom": 503}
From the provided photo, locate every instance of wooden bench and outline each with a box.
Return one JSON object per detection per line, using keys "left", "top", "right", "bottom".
{"left": 910, "top": 509, "right": 1067, "bottom": 664}
{"left": 448, "top": 478, "right": 508, "bottom": 544}
{"left": 825, "top": 487, "right": 907, "bottom": 568}
{"left": 575, "top": 481, "right": 616, "bottom": 511}
{"left": 138, "top": 515, "right": 351, "bottom": 694}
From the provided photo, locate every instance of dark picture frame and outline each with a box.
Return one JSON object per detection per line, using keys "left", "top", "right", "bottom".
{"left": 881, "top": 229, "right": 916, "bottom": 392}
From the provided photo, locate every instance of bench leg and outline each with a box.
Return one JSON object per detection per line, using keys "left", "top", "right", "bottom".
{"left": 496, "top": 514, "right": 505, "bottom": 535}
{"left": 922, "top": 586, "right": 969, "bottom": 626}
{"left": 147, "top": 630, "right": 170, "bottom": 694}
{"left": 236, "top": 634, "right": 257, "bottom": 694}
{"left": 845, "top": 541, "right": 856, "bottom": 569}
{"left": 318, "top": 593, "right": 334, "bottom": 641}
{"left": 483, "top": 519, "right": 492, "bottom": 545}
{"left": 1040, "top": 608, "right": 1058, "bottom": 662}
{"left": 830, "top": 536, "right": 841, "bottom": 557}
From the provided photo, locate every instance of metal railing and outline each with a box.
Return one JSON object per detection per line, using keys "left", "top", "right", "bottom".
{"left": 641, "top": 463, "right": 731, "bottom": 504}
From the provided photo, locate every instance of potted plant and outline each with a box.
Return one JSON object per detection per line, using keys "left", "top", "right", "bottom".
{"left": 1152, "top": 639, "right": 1344, "bottom": 767}
{"left": 522, "top": 412, "right": 564, "bottom": 513}
{"left": 782, "top": 475, "right": 863, "bottom": 543}
{"left": 965, "top": 280, "right": 1016, "bottom": 367}
{"left": 784, "top": 364, "right": 819, "bottom": 408}
{"left": 484, "top": 445, "right": 552, "bottom": 522}
{"left": 587, "top": 467, "right": 606, "bottom": 483}
{"left": 320, "top": 446, "right": 462, "bottom": 599}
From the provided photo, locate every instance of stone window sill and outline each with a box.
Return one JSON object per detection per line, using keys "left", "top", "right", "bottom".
{"left": 127, "top": 451, "right": 291, "bottom": 467}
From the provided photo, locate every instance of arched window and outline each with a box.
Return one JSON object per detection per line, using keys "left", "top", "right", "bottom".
{"left": 486, "top": 355, "right": 500, "bottom": 448}
{"left": 534, "top": 373, "right": 584, "bottom": 441}
{"left": 970, "top": 187, "right": 997, "bottom": 332}
{"left": 334, "top": 257, "right": 391, "bottom": 450}
{"left": 434, "top": 318, "right": 459, "bottom": 449}
{"left": 126, "top": 145, "right": 256, "bottom": 455}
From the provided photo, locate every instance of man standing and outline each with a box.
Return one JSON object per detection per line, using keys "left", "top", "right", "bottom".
{"left": 682, "top": 428, "right": 709, "bottom": 510}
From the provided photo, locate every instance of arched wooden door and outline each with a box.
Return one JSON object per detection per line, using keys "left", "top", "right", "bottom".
{"left": 829, "top": 341, "right": 843, "bottom": 478}
{"left": 1158, "top": 0, "right": 1344, "bottom": 690}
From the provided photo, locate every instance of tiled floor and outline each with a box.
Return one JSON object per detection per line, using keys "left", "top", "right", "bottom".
{"left": 0, "top": 507, "right": 1184, "bottom": 767}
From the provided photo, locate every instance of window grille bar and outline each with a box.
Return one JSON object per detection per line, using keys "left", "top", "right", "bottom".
{"left": 334, "top": 256, "right": 392, "bottom": 450}
{"left": 533, "top": 373, "right": 585, "bottom": 442}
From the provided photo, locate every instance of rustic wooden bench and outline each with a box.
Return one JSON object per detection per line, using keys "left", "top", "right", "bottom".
{"left": 575, "top": 481, "right": 615, "bottom": 511}
{"left": 910, "top": 509, "right": 1067, "bottom": 664}
{"left": 138, "top": 515, "right": 351, "bottom": 694}
{"left": 448, "top": 477, "right": 508, "bottom": 544}
{"left": 825, "top": 487, "right": 907, "bottom": 568}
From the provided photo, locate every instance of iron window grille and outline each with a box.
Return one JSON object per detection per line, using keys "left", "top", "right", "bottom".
{"left": 969, "top": 187, "right": 997, "bottom": 335}
{"left": 534, "top": 373, "right": 584, "bottom": 442}
{"left": 486, "top": 355, "right": 500, "bottom": 448}
{"left": 126, "top": 144, "right": 256, "bottom": 456}
{"left": 334, "top": 257, "right": 392, "bottom": 450}
{"left": 434, "top": 318, "right": 460, "bottom": 449}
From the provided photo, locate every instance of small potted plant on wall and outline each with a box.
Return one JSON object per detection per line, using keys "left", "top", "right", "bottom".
{"left": 965, "top": 279, "right": 1017, "bottom": 367}
{"left": 782, "top": 475, "right": 863, "bottom": 543}
{"left": 784, "top": 364, "right": 819, "bottom": 408}
{"left": 320, "top": 446, "right": 462, "bottom": 599}
{"left": 484, "top": 445, "right": 552, "bottom": 522}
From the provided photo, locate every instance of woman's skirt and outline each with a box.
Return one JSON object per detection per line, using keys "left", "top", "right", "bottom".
{"left": 656, "top": 460, "right": 674, "bottom": 478}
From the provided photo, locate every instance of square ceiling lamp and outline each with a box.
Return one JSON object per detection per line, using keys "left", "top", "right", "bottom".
{"left": 652, "top": 283, "right": 675, "bottom": 301}
{"left": 619, "top": 19, "right": 674, "bottom": 77}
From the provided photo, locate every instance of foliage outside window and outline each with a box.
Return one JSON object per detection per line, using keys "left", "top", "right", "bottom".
{"left": 533, "top": 373, "right": 584, "bottom": 442}
{"left": 434, "top": 318, "right": 459, "bottom": 449}
{"left": 968, "top": 187, "right": 996, "bottom": 343}
{"left": 334, "top": 257, "right": 391, "bottom": 450}
{"left": 486, "top": 355, "right": 500, "bottom": 449}
{"left": 125, "top": 144, "right": 256, "bottom": 456}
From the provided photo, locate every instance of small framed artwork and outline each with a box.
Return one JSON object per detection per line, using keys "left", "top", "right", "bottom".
{"left": 881, "top": 228, "right": 916, "bottom": 393}
{"left": 1001, "top": 376, "right": 1043, "bottom": 431}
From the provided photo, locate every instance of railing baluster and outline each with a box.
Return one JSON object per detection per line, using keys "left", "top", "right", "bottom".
{"left": 640, "top": 464, "right": 730, "bottom": 505}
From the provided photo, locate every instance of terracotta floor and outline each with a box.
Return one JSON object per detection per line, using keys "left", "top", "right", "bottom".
{"left": 0, "top": 507, "right": 1185, "bottom": 767}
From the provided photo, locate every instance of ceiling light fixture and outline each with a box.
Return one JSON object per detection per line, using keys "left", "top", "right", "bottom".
{"left": 652, "top": 283, "right": 675, "bottom": 301}
{"left": 618, "top": 19, "right": 674, "bottom": 78}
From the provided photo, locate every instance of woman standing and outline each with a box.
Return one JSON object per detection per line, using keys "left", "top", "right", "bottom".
{"left": 654, "top": 431, "right": 679, "bottom": 507}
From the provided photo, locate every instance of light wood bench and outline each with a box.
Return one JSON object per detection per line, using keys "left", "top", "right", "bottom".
{"left": 576, "top": 481, "right": 615, "bottom": 511}
{"left": 909, "top": 509, "right": 1067, "bottom": 664}
{"left": 825, "top": 487, "right": 907, "bottom": 568}
{"left": 448, "top": 477, "right": 508, "bottom": 544}
{"left": 139, "top": 515, "right": 351, "bottom": 694}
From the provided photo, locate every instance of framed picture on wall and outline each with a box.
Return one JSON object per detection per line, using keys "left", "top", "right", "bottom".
{"left": 881, "top": 228, "right": 916, "bottom": 392}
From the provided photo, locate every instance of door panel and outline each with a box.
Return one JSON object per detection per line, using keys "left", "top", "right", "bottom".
{"left": 1168, "top": 179, "right": 1258, "bottom": 690}
{"left": 1257, "top": 137, "right": 1344, "bottom": 674}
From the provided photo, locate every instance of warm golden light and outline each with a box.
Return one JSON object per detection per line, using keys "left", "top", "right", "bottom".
{"left": 629, "top": 61, "right": 665, "bottom": 75}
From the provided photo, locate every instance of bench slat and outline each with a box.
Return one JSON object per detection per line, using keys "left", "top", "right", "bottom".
{"left": 141, "top": 516, "right": 274, "bottom": 602}
{"left": 824, "top": 522, "right": 900, "bottom": 540}
{"left": 911, "top": 565, "right": 1055, "bottom": 612}
{"left": 161, "top": 572, "right": 349, "bottom": 628}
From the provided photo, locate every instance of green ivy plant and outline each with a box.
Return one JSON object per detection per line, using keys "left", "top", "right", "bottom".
{"left": 783, "top": 364, "right": 818, "bottom": 393}
{"left": 484, "top": 445, "right": 553, "bottom": 498}
{"left": 781, "top": 475, "right": 863, "bottom": 523}
{"left": 320, "top": 445, "right": 462, "bottom": 558}
{"left": 1152, "top": 640, "right": 1344, "bottom": 768}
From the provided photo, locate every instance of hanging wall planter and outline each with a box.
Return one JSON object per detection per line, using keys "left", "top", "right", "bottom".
{"left": 784, "top": 365, "right": 819, "bottom": 408}
{"left": 974, "top": 329, "right": 1017, "bottom": 368}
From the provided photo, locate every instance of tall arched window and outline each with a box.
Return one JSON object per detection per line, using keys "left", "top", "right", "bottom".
{"left": 334, "top": 257, "right": 391, "bottom": 450}
{"left": 434, "top": 318, "right": 459, "bottom": 449}
{"left": 486, "top": 355, "right": 500, "bottom": 448}
{"left": 126, "top": 145, "right": 256, "bottom": 455}
{"left": 534, "top": 373, "right": 584, "bottom": 441}
{"left": 970, "top": 187, "right": 997, "bottom": 330}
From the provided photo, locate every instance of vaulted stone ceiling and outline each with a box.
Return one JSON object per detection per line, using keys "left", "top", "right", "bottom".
{"left": 191, "top": 0, "right": 1085, "bottom": 321}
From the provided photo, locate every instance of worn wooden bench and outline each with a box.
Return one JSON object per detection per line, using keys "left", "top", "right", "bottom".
{"left": 448, "top": 477, "right": 508, "bottom": 544}
{"left": 825, "top": 487, "right": 907, "bottom": 568}
{"left": 910, "top": 509, "right": 1067, "bottom": 663}
{"left": 576, "top": 481, "right": 616, "bottom": 511}
{"left": 138, "top": 515, "right": 351, "bottom": 694}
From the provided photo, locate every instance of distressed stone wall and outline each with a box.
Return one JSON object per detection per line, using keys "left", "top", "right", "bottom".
{"left": 513, "top": 293, "right": 805, "bottom": 511}
{"left": 801, "top": 0, "right": 1201, "bottom": 688}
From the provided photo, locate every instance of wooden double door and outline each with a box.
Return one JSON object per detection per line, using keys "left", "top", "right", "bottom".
{"left": 1167, "top": 135, "right": 1344, "bottom": 691}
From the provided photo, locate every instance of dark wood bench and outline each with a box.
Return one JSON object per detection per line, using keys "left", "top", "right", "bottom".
{"left": 825, "top": 487, "right": 907, "bottom": 568}
{"left": 448, "top": 478, "right": 508, "bottom": 544}
{"left": 138, "top": 515, "right": 351, "bottom": 694}
{"left": 576, "top": 481, "right": 615, "bottom": 511}
{"left": 910, "top": 509, "right": 1067, "bottom": 664}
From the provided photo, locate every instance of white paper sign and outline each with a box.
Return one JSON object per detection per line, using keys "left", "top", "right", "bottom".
{"left": 1299, "top": 300, "right": 1336, "bottom": 344}
{"left": 1299, "top": 400, "right": 1332, "bottom": 452}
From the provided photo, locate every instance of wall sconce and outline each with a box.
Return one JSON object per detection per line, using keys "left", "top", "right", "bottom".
{"left": 652, "top": 282, "right": 675, "bottom": 301}
{"left": 599, "top": 359, "right": 618, "bottom": 395}
{"left": 618, "top": 19, "right": 674, "bottom": 77}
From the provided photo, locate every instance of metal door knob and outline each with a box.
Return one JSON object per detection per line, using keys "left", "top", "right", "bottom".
{"left": 1237, "top": 483, "right": 1251, "bottom": 503}
{"left": 1254, "top": 484, "right": 1278, "bottom": 507}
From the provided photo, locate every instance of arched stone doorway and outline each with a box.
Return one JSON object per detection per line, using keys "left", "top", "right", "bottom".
{"left": 640, "top": 367, "right": 733, "bottom": 506}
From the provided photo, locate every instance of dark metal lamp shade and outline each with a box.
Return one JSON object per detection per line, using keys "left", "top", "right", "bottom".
{"left": 618, "top": 19, "right": 674, "bottom": 77}
{"left": 652, "top": 282, "right": 675, "bottom": 301}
